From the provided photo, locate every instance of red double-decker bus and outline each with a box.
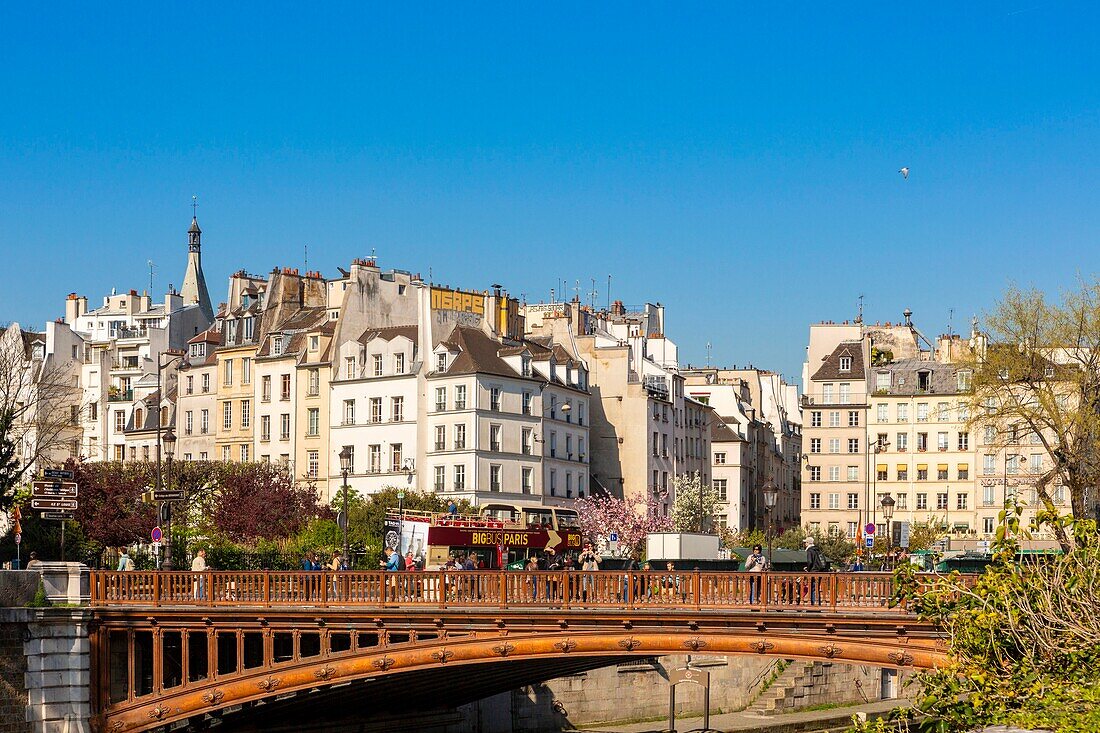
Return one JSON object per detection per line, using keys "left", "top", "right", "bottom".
{"left": 384, "top": 503, "right": 584, "bottom": 569}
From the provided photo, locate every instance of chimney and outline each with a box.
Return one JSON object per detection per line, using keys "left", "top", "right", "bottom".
{"left": 65, "top": 293, "right": 80, "bottom": 324}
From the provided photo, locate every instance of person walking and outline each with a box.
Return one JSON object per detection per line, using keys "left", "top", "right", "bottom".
{"left": 25, "top": 552, "right": 42, "bottom": 570}
{"left": 117, "top": 548, "right": 135, "bottom": 572}
{"left": 191, "top": 549, "right": 207, "bottom": 600}
{"left": 744, "top": 544, "right": 767, "bottom": 604}
{"left": 382, "top": 547, "right": 403, "bottom": 572}
{"left": 803, "top": 537, "right": 827, "bottom": 605}
{"left": 579, "top": 542, "right": 601, "bottom": 603}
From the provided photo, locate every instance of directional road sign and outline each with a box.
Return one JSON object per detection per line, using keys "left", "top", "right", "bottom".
{"left": 43, "top": 469, "right": 74, "bottom": 481}
{"left": 30, "top": 497, "right": 79, "bottom": 511}
{"left": 41, "top": 511, "right": 75, "bottom": 521}
{"left": 32, "top": 480, "right": 78, "bottom": 498}
{"left": 153, "top": 490, "right": 185, "bottom": 502}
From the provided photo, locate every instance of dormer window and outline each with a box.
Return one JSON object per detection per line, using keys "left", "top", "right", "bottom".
{"left": 272, "top": 335, "right": 284, "bottom": 356}
{"left": 436, "top": 353, "right": 448, "bottom": 372}
{"left": 957, "top": 370, "right": 972, "bottom": 391}
{"left": 839, "top": 356, "right": 852, "bottom": 372}
{"left": 918, "top": 371, "right": 931, "bottom": 391}
{"left": 190, "top": 343, "right": 206, "bottom": 359}
{"left": 521, "top": 356, "right": 532, "bottom": 377}
{"left": 227, "top": 320, "right": 238, "bottom": 342}
{"left": 243, "top": 317, "right": 255, "bottom": 340}
{"left": 1044, "top": 365, "right": 1055, "bottom": 378}
{"left": 309, "top": 335, "right": 319, "bottom": 351}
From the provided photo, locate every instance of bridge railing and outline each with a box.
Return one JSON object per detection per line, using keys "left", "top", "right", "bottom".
{"left": 90, "top": 570, "right": 916, "bottom": 611}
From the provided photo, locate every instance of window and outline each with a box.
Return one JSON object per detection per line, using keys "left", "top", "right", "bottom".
{"left": 876, "top": 464, "right": 888, "bottom": 480}
{"left": 937, "top": 432, "right": 949, "bottom": 451}
{"left": 936, "top": 493, "right": 949, "bottom": 510}
{"left": 202, "top": 373, "right": 211, "bottom": 392}
{"left": 958, "top": 464, "right": 970, "bottom": 480}
{"left": 984, "top": 454, "right": 996, "bottom": 475}
{"left": 917, "top": 466, "right": 928, "bottom": 480}
{"left": 828, "top": 438, "right": 840, "bottom": 454}
{"left": 392, "top": 444, "right": 403, "bottom": 473}
{"left": 272, "top": 335, "right": 283, "bottom": 356}
{"left": 652, "top": 431, "right": 659, "bottom": 456}
{"left": 307, "top": 451, "right": 319, "bottom": 478}
{"left": 810, "top": 438, "right": 821, "bottom": 453}
{"left": 828, "top": 411, "right": 841, "bottom": 427}
{"left": 434, "top": 425, "right": 446, "bottom": 451}
{"left": 578, "top": 402, "right": 586, "bottom": 425}
{"left": 822, "top": 384, "right": 834, "bottom": 402}
{"left": 280, "top": 374, "right": 291, "bottom": 401}
{"left": 522, "top": 428, "right": 533, "bottom": 455}
{"left": 261, "top": 375, "right": 271, "bottom": 402}
{"left": 368, "top": 445, "right": 381, "bottom": 473}
{"left": 367, "top": 398, "right": 380, "bottom": 424}
{"left": 455, "top": 385, "right": 467, "bottom": 410}
{"left": 839, "top": 356, "right": 852, "bottom": 372}
{"left": 345, "top": 357, "right": 356, "bottom": 379}
{"left": 490, "top": 387, "right": 502, "bottom": 412}
{"left": 551, "top": 431, "right": 558, "bottom": 458}
{"left": 916, "top": 403, "right": 929, "bottom": 422}
{"left": 847, "top": 466, "right": 858, "bottom": 481}
{"left": 436, "top": 353, "right": 448, "bottom": 372}
{"left": 983, "top": 426, "right": 997, "bottom": 444}
{"left": 897, "top": 432, "right": 908, "bottom": 451}
{"left": 877, "top": 404, "right": 888, "bottom": 422}
{"left": 809, "top": 492, "right": 821, "bottom": 509}
{"left": 566, "top": 434, "right": 574, "bottom": 458}
{"left": 454, "top": 424, "right": 466, "bottom": 450}
{"left": 222, "top": 446, "right": 231, "bottom": 462}
{"left": 958, "top": 403, "right": 969, "bottom": 421}
{"left": 876, "top": 372, "right": 890, "bottom": 391}
{"left": 958, "top": 432, "right": 969, "bottom": 450}
{"left": 828, "top": 493, "right": 840, "bottom": 509}
{"left": 307, "top": 369, "right": 319, "bottom": 396}
{"left": 714, "top": 451, "right": 727, "bottom": 464}
{"left": 810, "top": 411, "right": 821, "bottom": 427}
{"left": 661, "top": 433, "right": 669, "bottom": 458}
{"left": 848, "top": 438, "right": 860, "bottom": 453}
{"left": 241, "top": 400, "right": 250, "bottom": 428}
{"left": 343, "top": 399, "right": 356, "bottom": 425}
{"left": 373, "top": 354, "right": 383, "bottom": 377}
{"left": 1007, "top": 456, "right": 1020, "bottom": 475}
{"left": 242, "top": 358, "right": 251, "bottom": 385}
{"left": 983, "top": 516, "right": 995, "bottom": 534}
{"left": 937, "top": 465, "right": 949, "bottom": 480}
{"left": 434, "top": 466, "right": 446, "bottom": 491}
{"left": 828, "top": 466, "right": 840, "bottom": 482}
{"left": 453, "top": 465, "right": 465, "bottom": 490}
{"left": 392, "top": 396, "right": 404, "bottom": 422}
{"left": 521, "top": 391, "right": 532, "bottom": 415}
{"left": 917, "top": 432, "right": 928, "bottom": 451}
{"left": 937, "top": 402, "right": 949, "bottom": 421}
{"left": 394, "top": 353, "right": 405, "bottom": 374}
{"left": 897, "top": 403, "right": 908, "bottom": 422}
{"left": 848, "top": 410, "right": 860, "bottom": 427}
{"left": 957, "top": 371, "right": 972, "bottom": 391}
{"left": 957, "top": 493, "right": 968, "bottom": 510}
{"left": 521, "top": 467, "right": 533, "bottom": 494}
{"left": 897, "top": 493, "right": 907, "bottom": 509}
{"left": 712, "top": 478, "right": 728, "bottom": 502}
{"left": 490, "top": 424, "right": 502, "bottom": 452}
{"left": 490, "top": 465, "right": 502, "bottom": 491}
{"left": 222, "top": 402, "right": 233, "bottom": 430}
{"left": 309, "top": 335, "right": 319, "bottom": 351}
{"left": 240, "top": 444, "right": 249, "bottom": 462}
{"left": 223, "top": 359, "right": 233, "bottom": 386}
{"left": 435, "top": 387, "right": 447, "bottom": 412}
{"left": 307, "top": 408, "right": 319, "bottom": 436}
{"left": 114, "top": 410, "right": 125, "bottom": 432}
{"left": 1030, "top": 453, "right": 1042, "bottom": 473}
{"left": 186, "top": 375, "right": 194, "bottom": 395}
{"left": 809, "top": 466, "right": 821, "bottom": 481}
{"left": 897, "top": 465, "right": 908, "bottom": 481}
{"left": 839, "top": 383, "right": 851, "bottom": 404}
{"left": 916, "top": 493, "right": 928, "bottom": 510}
{"left": 200, "top": 410, "right": 209, "bottom": 434}
{"left": 185, "top": 410, "right": 194, "bottom": 435}
{"left": 280, "top": 414, "right": 290, "bottom": 440}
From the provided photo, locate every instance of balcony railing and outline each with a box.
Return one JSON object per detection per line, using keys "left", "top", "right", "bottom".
{"left": 107, "top": 389, "right": 133, "bottom": 402}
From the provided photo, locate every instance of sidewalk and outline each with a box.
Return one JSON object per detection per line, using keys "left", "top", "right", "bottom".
{"left": 575, "top": 698, "right": 906, "bottom": 733}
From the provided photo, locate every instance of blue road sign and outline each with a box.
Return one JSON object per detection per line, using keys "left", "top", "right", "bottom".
{"left": 865, "top": 536, "right": 874, "bottom": 548}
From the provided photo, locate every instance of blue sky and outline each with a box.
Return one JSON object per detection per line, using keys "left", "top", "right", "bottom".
{"left": 2, "top": 3, "right": 1098, "bottom": 382}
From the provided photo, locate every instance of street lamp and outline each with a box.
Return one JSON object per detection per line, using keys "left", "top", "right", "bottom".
{"left": 162, "top": 429, "right": 176, "bottom": 568}
{"left": 397, "top": 490, "right": 406, "bottom": 553}
{"left": 338, "top": 446, "right": 352, "bottom": 567}
{"left": 761, "top": 480, "right": 779, "bottom": 570}
{"left": 155, "top": 351, "right": 183, "bottom": 569}
{"left": 880, "top": 493, "right": 895, "bottom": 567}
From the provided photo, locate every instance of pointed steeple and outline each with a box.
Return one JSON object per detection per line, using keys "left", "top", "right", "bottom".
{"left": 180, "top": 198, "right": 213, "bottom": 322}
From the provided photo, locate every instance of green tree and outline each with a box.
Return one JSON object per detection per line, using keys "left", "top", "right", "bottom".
{"left": 670, "top": 472, "right": 721, "bottom": 532}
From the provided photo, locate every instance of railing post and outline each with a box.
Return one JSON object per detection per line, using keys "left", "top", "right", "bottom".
{"left": 499, "top": 571, "right": 507, "bottom": 609}
{"left": 153, "top": 573, "right": 161, "bottom": 607}
{"left": 320, "top": 572, "right": 329, "bottom": 607}
{"left": 263, "top": 572, "right": 271, "bottom": 607}
{"left": 830, "top": 574, "right": 838, "bottom": 612}
{"left": 440, "top": 571, "right": 447, "bottom": 609}
{"left": 763, "top": 572, "right": 770, "bottom": 611}
{"left": 693, "top": 570, "right": 701, "bottom": 610}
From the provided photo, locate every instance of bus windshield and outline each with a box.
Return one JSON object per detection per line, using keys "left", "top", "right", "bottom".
{"left": 555, "top": 510, "right": 581, "bottom": 529}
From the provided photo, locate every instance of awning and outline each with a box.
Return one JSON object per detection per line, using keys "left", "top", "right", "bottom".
{"left": 876, "top": 464, "right": 888, "bottom": 472}
{"left": 917, "top": 464, "right": 928, "bottom": 471}
{"left": 957, "top": 463, "right": 969, "bottom": 470}
{"left": 896, "top": 463, "right": 907, "bottom": 471}
{"left": 937, "top": 464, "right": 949, "bottom": 471}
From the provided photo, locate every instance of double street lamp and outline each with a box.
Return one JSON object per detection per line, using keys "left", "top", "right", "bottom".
{"left": 761, "top": 480, "right": 779, "bottom": 569}
{"left": 338, "top": 447, "right": 352, "bottom": 568}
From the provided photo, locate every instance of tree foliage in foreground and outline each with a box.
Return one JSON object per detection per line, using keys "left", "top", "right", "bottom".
{"left": 854, "top": 505, "right": 1100, "bottom": 733}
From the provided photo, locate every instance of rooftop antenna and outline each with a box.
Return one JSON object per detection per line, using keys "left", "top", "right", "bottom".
{"left": 948, "top": 308, "right": 955, "bottom": 337}
{"left": 590, "top": 278, "right": 598, "bottom": 309}
{"left": 607, "top": 274, "right": 612, "bottom": 310}
{"left": 304, "top": 244, "right": 308, "bottom": 273}
{"left": 706, "top": 341, "right": 712, "bottom": 368}
{"left": 574, "top": 279, "right": 580, "bottom": 302}
{"left": 550, "top": 287, "right": 555, "bottom": 303}
{"left": 147, "top": 260, "right": 156, "bottom": 293}
{"left": 192, "top": 195, "right": 198, "bottom": 218}
{"left": 856, "top": 294, "right": 864, "bottom": 324}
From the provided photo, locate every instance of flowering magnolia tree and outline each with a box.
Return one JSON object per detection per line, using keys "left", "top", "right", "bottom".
{"left": 572, "top": 493, "right": 672, "bottom": 558}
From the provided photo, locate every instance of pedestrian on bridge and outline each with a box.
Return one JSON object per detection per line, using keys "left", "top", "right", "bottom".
{"left": 191, "top": 549, "right": 207, "bottom": 600}
{"left": 745, "top": 544, "right": 766, "bottom": 604}
{"left": 117, "top": 548, "right": 135, "bottom": 572}
{"left": 803, "top": 537, "right": 827, "bottom": 605}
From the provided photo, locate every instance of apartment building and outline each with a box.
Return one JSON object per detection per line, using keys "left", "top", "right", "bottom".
{"left": 176, "top": 327, "right": 220, "bottom": 461}
{"left": 213, "top": 271, "right": 268, "bottom": 463}
{"left": 294, "top": 319, "right": 335, "bottom": 489}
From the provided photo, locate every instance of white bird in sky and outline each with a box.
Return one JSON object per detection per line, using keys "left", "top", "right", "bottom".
{"left": 899, "top": 167, "right": 910, "bottom": 179}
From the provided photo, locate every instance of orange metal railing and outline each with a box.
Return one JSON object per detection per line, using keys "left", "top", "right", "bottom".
{"left": 89, "top": 570, "right": 920, "bottom": 612}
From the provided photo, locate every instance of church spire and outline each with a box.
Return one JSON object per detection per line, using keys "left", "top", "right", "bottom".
{"left": 180, "top": 197, "right": 213, "bottom": 323}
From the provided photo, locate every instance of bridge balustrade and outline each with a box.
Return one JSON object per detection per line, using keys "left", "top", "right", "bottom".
{"left": 91, "top": 570, "right": 904, "bottom": 611}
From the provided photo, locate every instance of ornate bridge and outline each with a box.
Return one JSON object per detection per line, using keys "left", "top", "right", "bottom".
{"left": 89, "top": 570, "right": 951, "bottom": 733}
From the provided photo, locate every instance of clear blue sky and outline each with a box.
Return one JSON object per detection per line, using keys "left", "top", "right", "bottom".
{"left": 2, "top": 3, "right": 1099, "bottom": 383}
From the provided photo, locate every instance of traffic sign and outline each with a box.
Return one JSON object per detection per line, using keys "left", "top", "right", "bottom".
{"left": 609, "top": 532, "right": 619, "bottom": 542}
{"left": 41, "top": 511, "right": 74, "bottom": 521}
{"left": 865, "top": 523, "right": 876, "bottom": 535}
{"left": 14, "top": 533, "right": 20, "bottom": 545}
{"left": 32, "top": 480, "right": 78, "bottom": 497}
{"left": 43, "top": 469, "right": 74, "bottom": 481}
{"left": 30, "top": 497, "right": 78, "bottom": 511}
{"left": 151, "top": 526, "right": 163, "bottom": 543}
{"left": 865, "top": 536, "right": 874, "bottom": 548}
{"left": 153, "top": 490, "right": 185, "bottom": 502}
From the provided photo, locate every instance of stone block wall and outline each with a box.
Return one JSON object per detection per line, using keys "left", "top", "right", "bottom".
{"left": 0, "top": 610, "right": 31, "bottom": 733}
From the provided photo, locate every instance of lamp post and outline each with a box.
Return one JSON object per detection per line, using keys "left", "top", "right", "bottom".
{"left": 397, "top": 490, "right": 406, "bottom": 553}
{"left": 162, "top": 429, "right": 176, "bottom": 568}
{"left": 762, "top": 480, "right": 779, "bottom": 570}
{"left": 155, "top": 351, "right": 183, "bottom": 569}
{"left": 338, "top": 446, "right": 352, "bottom": 567}
{"left": 880, "top": 493, "right": 895, "bottom": 568}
